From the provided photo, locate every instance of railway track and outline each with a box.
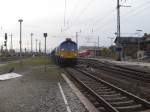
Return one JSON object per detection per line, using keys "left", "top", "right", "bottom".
{"left": 78, "top": 58, "right": 150, "bottom": 83}
{"left": 66, "top": 67, "right": 150, "bottom": 112}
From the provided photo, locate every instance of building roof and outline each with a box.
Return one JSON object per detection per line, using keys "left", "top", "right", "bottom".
{"left": 114, "top": 37, "right": 142, "bottom": 44}
{"left": 115, "top": 36, "right": 150, "bottom": 45}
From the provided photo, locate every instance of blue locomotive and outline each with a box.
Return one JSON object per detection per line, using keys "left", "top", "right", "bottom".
{"left": 51, "top": 38, "right": 78, "bottom": 66}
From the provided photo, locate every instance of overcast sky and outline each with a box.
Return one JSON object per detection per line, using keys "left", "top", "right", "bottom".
{"left": 0, "top": 0, "right": 150, "bottom": 52}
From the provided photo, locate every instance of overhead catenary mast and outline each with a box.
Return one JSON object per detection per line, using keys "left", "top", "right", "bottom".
{"left": 117, "top": 0, "right": 121, "bottom": 38}
{"left": 116, "top": 0, "right": 131, "bottom": 38}
{"left": 116, "top": 0, "right": 131, "bottom": 61}
{"left": 64, "top": 0, "right": 67, "bottom": 28}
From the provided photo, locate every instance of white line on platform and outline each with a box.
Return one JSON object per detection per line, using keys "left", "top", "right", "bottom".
{"left": 0, "top": 72, "right": 22, "bottom": 80}
{"left": 61, "top": 73, "right": 99, "bottom": 112}
{"left": 58, "top": 82, "right": 72, "bottom": 112}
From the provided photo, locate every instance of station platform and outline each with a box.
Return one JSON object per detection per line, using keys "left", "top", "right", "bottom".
{"left": 87, "top": 58, "right": 150, "bottom": 72}
{"left": 0, "top": 65, "right": 95, "bottom": 112}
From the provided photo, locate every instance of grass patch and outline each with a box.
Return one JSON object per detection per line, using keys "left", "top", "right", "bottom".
{"left": 23, "top": 57, "right": 51, "bottom": 66}
{"left": 7, "top": 57, "right": 51, "bottom": 67}
{"left": 0, "top": 57, "right": 53, "bottom": 74}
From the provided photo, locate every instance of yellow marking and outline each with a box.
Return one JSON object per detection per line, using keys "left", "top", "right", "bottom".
{"left": 59, "top": 51, "right": 78, "bottom": 58}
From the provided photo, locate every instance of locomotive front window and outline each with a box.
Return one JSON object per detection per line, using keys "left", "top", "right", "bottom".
{"left": 60, "top": 42, "right": 77, "bottom": 51}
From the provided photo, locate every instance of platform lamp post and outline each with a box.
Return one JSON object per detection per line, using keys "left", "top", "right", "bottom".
{"left": 30, "top": 33, "right": 33, "bottom": 55}
{"left": 43, "top": 33, "right": 47, "bottom": 72}
{"left": 18, "top": 19, "right": 23, "bottom": 66}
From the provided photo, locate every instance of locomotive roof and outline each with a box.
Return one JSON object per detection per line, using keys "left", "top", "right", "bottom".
{"left": 51, "top": 39, "right": 77, "bottom": 52}
{"left": 60, "top": 39, "right": 77, "bottom": 45}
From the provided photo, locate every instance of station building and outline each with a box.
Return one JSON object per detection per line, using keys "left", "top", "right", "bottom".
{"left": 114, "top": 33, "right": 150, "bottom": 59}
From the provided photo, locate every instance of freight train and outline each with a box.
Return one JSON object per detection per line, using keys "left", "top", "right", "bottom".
{"left": 51, "top": 38, "right": 78, "bottom": 66}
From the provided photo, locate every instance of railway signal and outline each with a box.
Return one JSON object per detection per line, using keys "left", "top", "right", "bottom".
{"left": 43, "top": 33, "right": 47, "bottom": 54}
{"left": 4, "top": 33, "right": 8, "bottom": 49}
{"left": 5, "top": 33, "right": 7, "bottom": 40}
{"left": 4, "top": 41, "right": 7, "bottom": 46}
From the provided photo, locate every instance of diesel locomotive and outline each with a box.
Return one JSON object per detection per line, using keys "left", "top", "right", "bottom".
{"left": 51, "top": 38, "right": 78, "bottom": 66}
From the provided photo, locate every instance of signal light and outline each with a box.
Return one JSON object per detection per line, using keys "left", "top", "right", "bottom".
{"left": 43, "top": 33, "right": 47, "bottom": 37}
{"left": 4, "top": 41, "right": 6, "bottom": 46}
{"left": 5, "top": 33, "right": 7, "bottom": 40}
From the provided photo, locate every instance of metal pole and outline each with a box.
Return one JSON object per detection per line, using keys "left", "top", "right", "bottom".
{"left": 117, "top": 0, "right": 121, "bottom": 38}
{"left": 64, "top": 0, "right": 67, "bottom": 27}
{"left": 44, "top": 35, "right": 47, "bottom": 72}
{"left": 76, "top": 32, "right": 78, "bottom": 49}
{"left": 117, "top": 0, "right": 122, "bottom": 61}
{"left": 31, "top": 33, "right": 33, "bottom": 54}
{"left": 94, "top": 42, "right": 96, "bottom": 57}
{"left": 6, "top": 35, "right": 7, "bottom": 50}
{"left": 116, "top": 0, "right": 131, "bottom": 61}
{"left": 18, "top": 19, "right": 23, "bottom": 66}
{"left": 98, "top": 36, "right": 100, "bottom": 47}
{"left": 10, "top": 34, "right": 13, "bottom": 50}
{"left": 20, "top": 22, "right": 22, "bottom": 55}
{"left": 45, "top": 37, "right": 46, "bottom": 55}
{"left": 39, "top": 41, "right": 41, "bottom": 53}
{"left": 43, "top": 33, "right": 47, "bottom": 75}
{"left": 36, "top": 39, "right": 38, "bottom": 53}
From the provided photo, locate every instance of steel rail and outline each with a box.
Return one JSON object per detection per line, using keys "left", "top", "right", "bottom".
{"left": 79, "top": 58, "right": 150, "bottom": 74}
{"left": 66, "top": 67, "right": 150, "bottom": 112}
{"left": 78, "top": 58, "right": 150, "bottom": 83}
{"left": 65, "top": 68, "right": 119, "bottom": 112}
{"left": 76, "top": 68, "right": 150, "bottom": 109}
